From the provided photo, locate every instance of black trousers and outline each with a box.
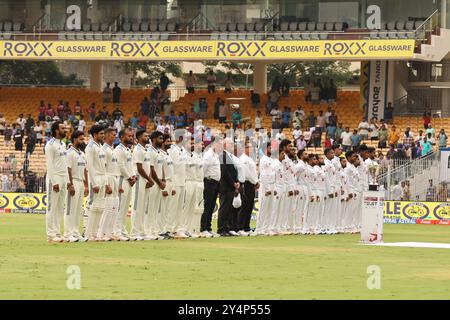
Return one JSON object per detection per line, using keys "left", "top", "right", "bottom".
{"left": 200, "top": 179, "right": 220, "bottom": 232}
{"left": 239, "top": 181, "right": 256, "bottom": 232}
{"left": 218, "top": 190, "right": 234, "bottom": 234}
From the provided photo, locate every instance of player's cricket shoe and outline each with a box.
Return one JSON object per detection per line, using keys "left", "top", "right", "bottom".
{"left": 173, "top": 232, "right": 189, "bottom": 239}
{"left": 199, "top": 231, "right": 213, "bottom": 238}
{"left": 228, "top": 231, "right": 239, "bottom": 236}
{"left": 190, "top": 233, "right": 200, "bottom": 239}
{"left": 48, "top": 236, "right": 64, "bottom": 243}
{"left": 237, "top": 231, "right": 249, "bottom": 236}
{"left": 210, "top": 232, "right": 221, "bottom": 238}
{"left": 143, "top": 235, "right": 158, "bottom": 241}
{"left": 67, "top": 236, "right": 79, "bottom": 243}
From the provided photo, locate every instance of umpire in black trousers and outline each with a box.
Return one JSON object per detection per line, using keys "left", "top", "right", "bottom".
{"left": 218, "top": 140, "right": 240, "bottom": 236}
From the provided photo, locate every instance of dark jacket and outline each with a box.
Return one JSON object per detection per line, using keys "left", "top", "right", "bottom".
{"left": 220, "top": 151, "right": 238, "bottom": 193}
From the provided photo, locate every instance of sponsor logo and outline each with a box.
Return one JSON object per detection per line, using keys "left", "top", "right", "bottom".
{"left": 0, "top": 194, "right": 10, "bottom": 209}
{"left": 216, "top": 42, "right": 266, "bottom": 57}
{"left": 433, "top": 203, "right": 450, "bottom": 220}
{"left": 13, "top": 194, "right": 40, "bottom": 210}
{"left": 110, "top": 42, "right": 160, "bottom": 57}
{"left": 323, "top": 42, "right": 366, "bottom": 56}
{"left": 3, "top": 42, "right": 53, "bottom": 57}
{"left": 402, "top": 202, "right": 429, "bottom": 219}
{"left": 42, "top": 195, "right": 47, "bottom": 207}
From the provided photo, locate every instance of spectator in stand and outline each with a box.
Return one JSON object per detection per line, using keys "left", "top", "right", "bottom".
{"left": 438, "top": 129, "right": 448, "bottom": 149}
{"left": 213, "top": 98, "right": 221, "bottom": 120}
{"left": 0, "top": 113, "right": 5, "bottom": 135}
{"left": 112, "top": 82, "right": 122, "bottom": 104}
{"left": 1, "top": 174, "right": 10, "bottom": 192}
{"left": 402, "top": 180, "right": 411, "bottom": 201}
{"left": 426, "top": 132, "right": 436, "bottom": 146}
{"left": 369, "top": 118, "right": 379, "bottom": 141}
{"left": 316, "top": 110, "right": 326, "bottom": 131}
{"left": 137, "top": 111, "right": 149, "bottom": 130}
{"left": 26, "top": 132, "right": 36, "bottom": 156}
{"left": 324, "top": 134, "right": 333, "bottom": 148}
{"left": 219, "top": 101, "right": 227, "bottom": 124}
{"left": 168, "top": 110, "right": 177, "bottom": 126}
{"left": 112, "top": 106, "right": 123, "bottom": 120}
{"left": 350, "top": 129, "right": 362, "bottom": 150}
{"left": 403, "top": 127, "right": 414, "bottom": 149}
{"left": 153, "top": 112, "right": 162, "bottom": 126}
{"left": 185, "top": 70, "right": 196, "bottom": 94}
{"left": 281, "top": 78, "right": 290, "bottom": 97}
{"left": 163, "top": 99, "right": 173, "bottom": 123}
{"left": 319, "top": 79, "right": 328, "bottom": 104}
{"left": 303, "top": 129, "right": 312, "bottom": 147}
{"left": 423, "top": 112, "right": 432, "bottom": 130}
{"left": 312, "top": 126, "right": 322, "bottom": 149}
{"left": 267, "top": 89, "right": 280, "bottom": 114}
{"left": 292, "top": 106, "right": 305, "bottom": 129}
{"left": 33, "top": 121, "right": 43, "bottom": 146}
{"left": 46, "top": 103, "right": 55, "bottom": 118}
{"left": 437, "top": 182, "right": 448, "bottom": 201}
{"left": 308, "top": 111, "right": 316, "bottom": 129}
{"left": 270, "top": 105, "right": 282, "bottom": 128}
{"left": 385, "top": 102, "right": 394, "bottom": 124}
{"left": 297, "top": 135, "right": 307, "bottom": 151}
{"left": 335, "top": 123, "right": 344, "bottom": 144}
{"left": 388, "top": 125, "right": 400, "bottom": 147}
{"left": 199, "top": 98, "right": 208, "bottom": 119}
{"left": 254, "top": 110, "right": 262, "bottom": 131}
{"left": 88, "top": 103, "right": 96, "bottom": 121}
{"left": 310, "top": 81, "right": 320, "bottom": 105}
{"left": 176, "top": 112, "right": 186, "bottom": 128}
{"left": 150, "top": 86, "right": 160, "bottom": 102}
{"left": 74, "top": 101, "right": 82, "bottom": 115}
{"left": 38, "top": 102, "right": 46, "bottom": 121}
{"left": 358, "top": 117, "right": 370, "bottom": 140}
{"left": 281, "top": 107, "right": 291, "bottom": 129}
{"left": 251, "top": 90, "right": 260, "bottom": 109}
{"left": 271, "top": 76, "right": 282, "bottom": 94}
{"left": 231, "top": 109, "right": 242, "bottom": 130}
{"left": 328, "top": 79, "right": 337, "bottom": 104}
{"left": 207, "top": 70, "right": 217, "bottom": 94}
{"left": 160, "top": 72, "right": 170, "bottom": 92}
{"left": 378, "top": 124, "right": 388, "bottom": 149}
{"left": 391, "top": 181, "right": 403, "bottom": 200}
{"left": 426, "top": 123, "right": 435, "bottom": 137}
{"left": 140, "top": 97, "right": 150, "bottom": 116}
{"left": 224, "top": 73, "right": 233, "bottom": 93}
{"left": 114, "top": 116, "right": 124, "bottom": 133}
{"left": 99, "top": 106, "right": 109, "bottom": 121}
{"left": 14, "top": 125, "right": 23, "bottom": 152}
{"left": 129, "top": 112, "right": 139, "bottom": 129}
{"left": 103, "top": 82, "right": 112, "bottom": 103}
{"left": 187, "top": 107, "right": 197, "bottom": 127}
{"left": 420, "top": 136, "right": 432, "bottom": 156}
{"left": 326, "top": 110, "right": 337, "bottom": 140}
{"left": 17, "top": 114, "right": 26, "bottom": 131}
{"left": 386, "top": 144, "right": 396, "bottom": 159}
{"left": 304, "top": 79, "right": 312, "bottom": 103}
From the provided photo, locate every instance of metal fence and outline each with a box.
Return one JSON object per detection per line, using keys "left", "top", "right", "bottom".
{"left": 379, "top": 151, "right": 450, "bottom": 201}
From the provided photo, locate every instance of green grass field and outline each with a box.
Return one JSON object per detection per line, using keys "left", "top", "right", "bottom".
{"left": 1, "top": 213, "right": 450, "bottom": 300}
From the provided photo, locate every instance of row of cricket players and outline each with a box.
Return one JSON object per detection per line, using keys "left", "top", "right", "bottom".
{"left": 255, "top": 141, "right": 376, "bottom": 235}
{"left": 45, "top": 122, "right": 206, "bottom": 242}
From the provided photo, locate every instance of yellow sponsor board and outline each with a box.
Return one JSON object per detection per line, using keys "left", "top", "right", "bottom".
{"left": 384, "top": 201, "right": 450, "bottom": 225}
{"left": 0, "top": 39, "right": 415, "bottom": 61}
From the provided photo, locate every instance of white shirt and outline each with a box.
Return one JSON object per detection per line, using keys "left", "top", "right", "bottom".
{"left": 193, "top": 151, "right": 204, "bottom": 182}
{"left": 202, "top": 147, "right": 221, "bottom": 182}
{"left": 161, "top": 150, "right": 174, "bottom": 182}
{"left": 358, "top": 121, "right": 370, "bottom": 135}
{"left": 78, "top": 119, "right": 86, "bottom": 132}
{"left": 341, "top": 131, "right": 352, "bottom": 146}
{"left": 114, "top": 143, "right": 134, "bottom": 180}
{"left": 391, "top": 185, "right": 403, "bottom": 201}
{"left": 133, "top": 143, "right": 150, "bottom": 178}
{"left": 369, "top": 123, "right": 378, "bottom": 138}
{"left": 255, "top": 116, "right": 262, "bottom": 129}
{"left": 323, "top": 158, "right": 337, "bottom": 195}
{"left": 293, "top": 129, "right": 302, "bottom": 141}
{"left": 156, "top": 124, "right": 165, "bottom": 133}
{"left": 186, "top": 151, "right": 198, "bottom": 181}
{"left": 274, "top": 159, "right": 284, "bottom": 194}
{"left": 282, "top": 157, "right": 296, "bottom": 192}
{"left": 17, "top": 117, "right": 26, "bottom": 130}
{"left": 147, "top": 145, "right": 163, "bottom": 178}
{"left": 305, "top": 164, "right": 317, "bottom": 196}
{"left": 168, "top": 144, "right": 188, "bottom": 187}
{"left": 240, "top": 153, "right": 258, "bottom": 185}
{"left": 259, "top": 155, "right": 275, "bottom": 193}
{"left": 103, "top": 143, "right": 120, "bottom": 177}
{"left": 66, "top": 146, "right": 86, "bottom": 181}
{"left": 45, "top": 138, "right": 69, "bottom": 184}
{"left": 85, "top": 140, "right": 106, "bottom": 188}
{"left": 313, "top": 165, "right": 326, "bottom": 194}
{"left": 232, "top": 154, "right": 246, "bottom": 183}
{"left": 344, "top": 163, "right": 360, "bottom": 194}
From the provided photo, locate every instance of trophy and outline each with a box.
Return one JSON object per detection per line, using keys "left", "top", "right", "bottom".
{"left": 368, "top": 164, "right": 380, "bottom": 191}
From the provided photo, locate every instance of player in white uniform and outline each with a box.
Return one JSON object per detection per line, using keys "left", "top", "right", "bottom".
{"left": 255, "top": 143, "right": 275, "bottom": 236}
{"left": 159, "top": 133, "right": 176, "bottom": 238}
{"left": 353, "top": 156, "right": 364, "bottom": 233}
{"left": 167, "top": 132, "right": 189, "bottom": 238}
{"left": 268, "top": 150, "right": 285, "bottom": 236}
{"left": 145, "top": 130, "right": 166, "bottom": 240}
{"left": 294, "top": 150, "right": 309, "bottom": 234}
{"left": 113, "top": 128, "right": 136, "bottom": 241}
{"left": 191, "top": 139, "right": 205, "bottom": 237}
{"left": 131, "top": 130, "right": 153, "bottom": 240}
{"left": 184, "top": 136, "right": 201, "bottom": 237}
{"left": 331, "top": 145, "right": 345, "bottom": 233}
{"left": 303, "top": 154, "right": 317, "bottom": 234}
{"left": 45, "top": 121, "right": 69, "bottom": 242}
{"left": 344, "top": 151, "right": 360, "bottom": 233}
{"left": 85, "top": 125, "right": 109, "bottom": 241}
{"left": 315, "top": 156, "right": 327, "bottom": 234}
{"left": 339, "top": 156, "right": 350, "bottom": 233}
{"left": 97, "top": 128, "right": 119, "bottom": 241}
{"left": 65, "top": 130, "right": 88, "bottom": 242}
{"left": 323, "top": 148, "right": 338, "bottom": 234}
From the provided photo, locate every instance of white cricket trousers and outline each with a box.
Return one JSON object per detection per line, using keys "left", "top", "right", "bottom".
{"left": 293, "top": 188, "right": 306, "bottom": 233}
{"left": 335, "top": 195, "right": 344, "bottom": 232}
{"left": 276, "top": 191, "right": 292, "bottom": 233}
{"left": 64, "top": 179, "right": 85, "bottom": 238}
{"left": 306, "top": 193, "right": 324, "bottom": 232}
{"left": 341, "top": 197, "right": 353, "bottom": 232}
{"left": 85, "top": 177, "right": 106, "bottom": 239}
{"left": 187, "top": 181, "right": 204, "bottom": 234}
{"left": 97, "top": 176, "right": 119, "bottom": 238}
{"left": 158, "top": 180, "right": 173, "bottom": 233}
{"left": 323, "top": 195, "right": 338, "bottom": 231}
{"left": 268, "top": 190, "right": 282, "bottom": 233}
{"left": 46, "top": 175, "right": 68, "bottom": 238}
{"left": 256, "top": 186, "right": 273, "bottom": 234}
{"left": 352, "top": 192, "right": 362, "bottom": 230}
{"left": 131, "top": 177, "right": 149, "bottom": 237}
{"left": 183, "top": 180, "right": 198, "bottom": 234}
{"left": 166, "top": 186, "right": 186, "bottom": 233}
{"left": 144, "top": 184, "right": 163, "bottom": 236}
{"left": 114, "top": 176, "right": 133, "bottom": 237}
